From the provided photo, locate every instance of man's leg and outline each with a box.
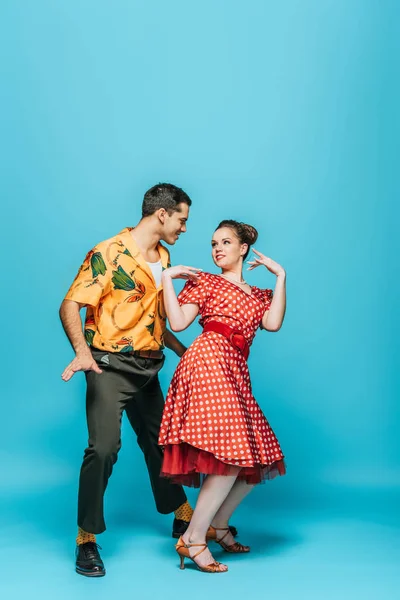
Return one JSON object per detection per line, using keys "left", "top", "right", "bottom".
{"left": 76, "top": 349, "right": 128, "bottom": 577}
{"left": 125, "top": 368, "right": 188, "bottom": 517}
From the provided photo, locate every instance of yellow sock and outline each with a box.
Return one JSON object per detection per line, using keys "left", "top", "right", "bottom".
{"left": 76, "top": 527, "right": 97, "bottom": 545}
{"left": 174, "top": 501, "right": 194, "bottom": 522}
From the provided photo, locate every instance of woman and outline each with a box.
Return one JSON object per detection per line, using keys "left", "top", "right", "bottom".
{"left": 159, "top": 220, "right": 287, "bottom": 573}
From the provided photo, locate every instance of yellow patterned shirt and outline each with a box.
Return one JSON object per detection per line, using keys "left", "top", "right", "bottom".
{"left": 65, "top": 228, "right": 170, "bottom": 353}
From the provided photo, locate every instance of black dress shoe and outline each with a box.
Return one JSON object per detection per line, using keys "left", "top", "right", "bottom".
{"left": 75, "top": 542, "right": 106, "bottom": 577}
{"left": 172, "top": 518, "right": 238, "bottom": 539}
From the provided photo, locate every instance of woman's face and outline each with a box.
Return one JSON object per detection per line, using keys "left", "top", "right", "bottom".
{"left": 211, "top": 227, "right": 247, "bottom": 269}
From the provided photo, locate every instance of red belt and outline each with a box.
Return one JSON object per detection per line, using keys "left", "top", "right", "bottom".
{"left": 203, "top": 320, "right": 249, "bottom": 360}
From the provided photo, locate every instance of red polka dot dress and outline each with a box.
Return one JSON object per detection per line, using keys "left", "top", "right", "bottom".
{"left": 159, "top": 272, "right": 286, "bottom": 487}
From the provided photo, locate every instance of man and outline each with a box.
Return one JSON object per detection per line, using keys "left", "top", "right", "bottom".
{"left": 60, "top": 183, "right": 200, "bottom": 577}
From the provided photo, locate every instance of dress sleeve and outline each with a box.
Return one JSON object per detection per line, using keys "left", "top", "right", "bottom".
{"left": 177, "top": 274, "right": 208, "bottom": 314}
{"left": 260, "top": 288, "right": 273, "bottom": 311}
{"left": 64, "top": 244, "right": 111, "bottom": 307}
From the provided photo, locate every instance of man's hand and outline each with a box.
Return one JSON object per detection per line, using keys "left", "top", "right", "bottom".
{"left": 59, "top": 299, "right": 103, "bottom": 381}
{"left": 61, "top": 352, "right": 102, "bottom": 382}
{"left": 176, "top": 345, "right": 187, "bottom": 358}
{"left": 163, "top": 329, "right": 187, "bottom": 358}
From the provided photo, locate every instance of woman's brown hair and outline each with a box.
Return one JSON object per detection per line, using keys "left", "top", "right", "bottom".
{"left": 215, "top": 220, "right": 258, "bottom": 260}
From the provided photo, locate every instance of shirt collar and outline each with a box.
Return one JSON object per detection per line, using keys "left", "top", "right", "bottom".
{"left": 118, "top": 228, "right": 169, "bottom": 289}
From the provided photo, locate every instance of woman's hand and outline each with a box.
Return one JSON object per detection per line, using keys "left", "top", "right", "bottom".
{"left": 161, "top": 267, "right": 201, "bottom": 332}
{"left": 247, "top": 249, "right": 285, "bottom": 277}
{"left": 162, "top": 265, "right": 202, "bottom": 281}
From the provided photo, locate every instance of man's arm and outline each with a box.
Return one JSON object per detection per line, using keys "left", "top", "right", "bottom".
{"left": 59, "top": 299, "right": 102, "bottom": 381}
{"left": 163, "top": 329, "right": 187, "bottom": 358}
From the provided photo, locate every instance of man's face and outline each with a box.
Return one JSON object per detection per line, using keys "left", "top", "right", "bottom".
{"left": 160, "top": 203, "right": 189, "bottom": 245}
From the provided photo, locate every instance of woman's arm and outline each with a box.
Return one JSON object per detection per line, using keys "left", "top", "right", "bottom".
{"left": 262, "top": 272, "right": 286, "bottom": 331}
{"left": 162, "top": 266, "right": 202, "bottom": 332}
{"left": 247, "top": 249, "right": 286, "bottom": 332}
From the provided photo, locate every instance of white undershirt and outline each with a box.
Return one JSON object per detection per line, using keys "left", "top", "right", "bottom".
{"left": 146, "top": 260, "right": 163, "bottom": 288}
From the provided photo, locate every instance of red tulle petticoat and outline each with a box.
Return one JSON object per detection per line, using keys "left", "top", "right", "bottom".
{"left": 161, "top": 442, "right": 286, "bottom": 488}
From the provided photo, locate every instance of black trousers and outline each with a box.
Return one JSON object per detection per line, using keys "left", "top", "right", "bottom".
{"left": 77, "top": 348, "right": 187, "bottom": 533}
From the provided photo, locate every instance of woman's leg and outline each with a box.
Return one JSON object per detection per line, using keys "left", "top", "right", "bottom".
{"left": 211, "top": 479, "right": 255, "bottom": 545}
{"left": 182, "top": 471, "right": 240, "bottom": 570}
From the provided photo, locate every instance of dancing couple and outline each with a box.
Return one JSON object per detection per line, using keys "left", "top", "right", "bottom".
{"left": 60, "top": 183, "right": 286, "bottom": 576}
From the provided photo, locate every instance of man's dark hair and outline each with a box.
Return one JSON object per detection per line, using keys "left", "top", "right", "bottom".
{"left": 142, "top": 183, "right": 192, "bottom": 218}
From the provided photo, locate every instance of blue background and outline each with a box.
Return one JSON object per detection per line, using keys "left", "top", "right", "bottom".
{"left": 0, "top": 1, "right": 398, "bottom": 598}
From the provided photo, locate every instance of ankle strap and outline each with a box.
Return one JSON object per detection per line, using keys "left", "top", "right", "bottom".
{"left": 182, "top": 540, "right": 208, "bottom": 559}
{"left": 214, "top": 528, "right": 230, "bottom": 544}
